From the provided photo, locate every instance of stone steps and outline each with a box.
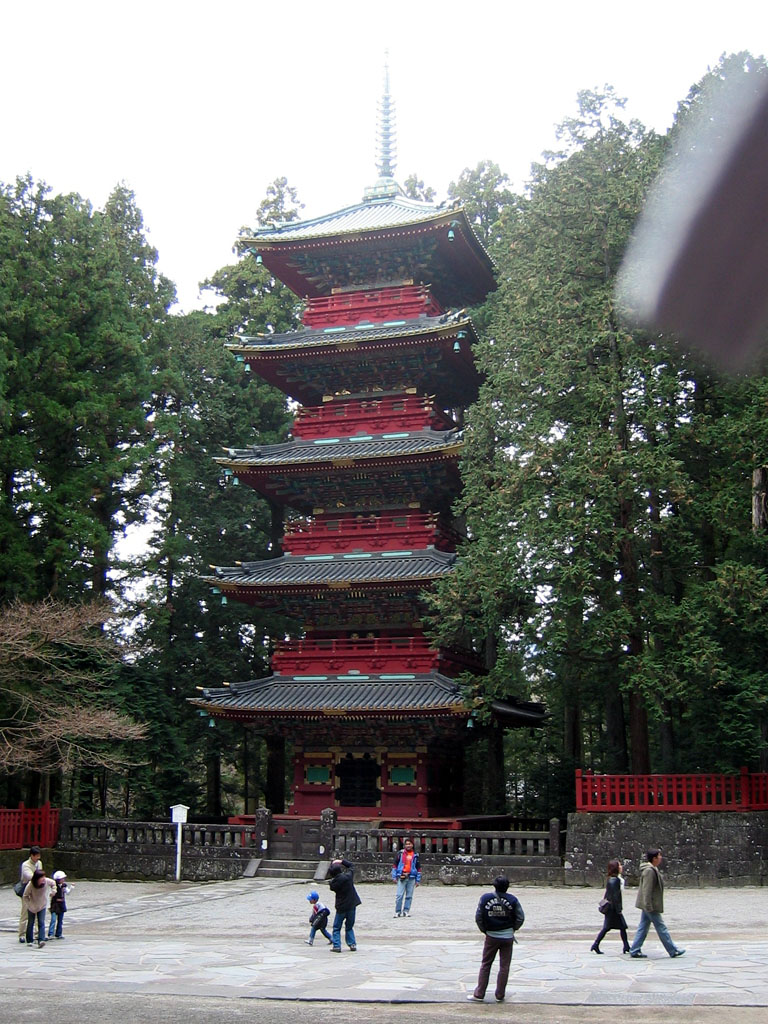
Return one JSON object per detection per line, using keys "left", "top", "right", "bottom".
{"left": 255, "top": 858, "right": 323, "bottom": 880}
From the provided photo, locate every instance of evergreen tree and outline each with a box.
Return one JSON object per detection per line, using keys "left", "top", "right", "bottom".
{"left": 402, "top": 174, "right": 436, "bottom": 202}
{"left": 0, "top": 177, "right": 173, "bottom": 602}
{"left": 118, "top": 310, "right": 292, "bottom": 817}
{"left": 432, "top": 65, "right": 768, "bottom": 819}
{"left": 200, "top": 176, "right": 304, "bottom": 338}
{"left": 117, "top": 180, "right": 302, "bottom": 817}
{"left": 447, "top": 160, "right": 514, "bottom": 249}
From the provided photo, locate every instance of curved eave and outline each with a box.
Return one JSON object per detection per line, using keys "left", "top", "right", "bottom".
{"left": 195, "top": 705, "right": 468, "bottom": 722}
{"left": 190, "top": 671, "right": 469, "bottom": 721}
{"left": 205, "top": 548, "right": 456, "bottom": 592}
{"left": 226, "top": 315, "right": 479, "bottom": 356}
{"left": 215, "top": 432, "right": 463, "bottom": 472}
{"left": 242, "top": 206, "right": 495, "bottom": 303}
{"left": 244, "top": 199, "right": 463, "bottom": 245}
{"left": 490, "top": 699, "right": 548, "bottom": 727}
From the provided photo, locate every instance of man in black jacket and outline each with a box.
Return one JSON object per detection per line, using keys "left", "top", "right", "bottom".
{"left": 328, "top": 857, "right": 362, "bottom": 952}
{"left": 469, "top": 876, "right": 525, "bottom": 1003}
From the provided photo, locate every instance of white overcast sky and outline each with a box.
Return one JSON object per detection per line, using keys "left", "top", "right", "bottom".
{"left": 1, "top": 0, "right": 765, "bottom": 310}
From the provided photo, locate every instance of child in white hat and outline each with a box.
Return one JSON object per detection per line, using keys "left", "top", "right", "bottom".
{"left": 48, "top": 871, "right": 73, "bottom": 939}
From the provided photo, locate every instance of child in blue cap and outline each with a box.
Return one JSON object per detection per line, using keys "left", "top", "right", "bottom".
{"left": 306, "top": 890, "right": 333, "bottom": 946}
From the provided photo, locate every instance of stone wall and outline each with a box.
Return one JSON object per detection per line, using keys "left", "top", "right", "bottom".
{"left": 50, "top": 844, "right": 253, "bottom": 882}
{"left": 565, "top": 811, "right": 768, "bottom": 887}
{"left": 351, "top": 853, "right": 563, "bottom": 886}
{"left": 0, "top": 848, "right": 56, "bottom": 886}
{"left": 51, "top": 811, "right": 267, "bottom": 881}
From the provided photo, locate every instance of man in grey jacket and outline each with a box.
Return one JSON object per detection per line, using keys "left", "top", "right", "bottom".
{"left": 629, "top": 849, "right": 685, "bottom": 958}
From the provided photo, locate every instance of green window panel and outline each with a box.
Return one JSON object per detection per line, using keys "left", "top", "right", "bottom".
{"left": 389, "top": 766, "right": 416, "bottom": 785}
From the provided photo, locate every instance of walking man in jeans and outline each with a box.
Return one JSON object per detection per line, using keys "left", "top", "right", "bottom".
{"left": 328, "top": 857, "right": 361, "bottom": 952}
{"left": 629, "top": 849, "right": 686, "bottom": 959}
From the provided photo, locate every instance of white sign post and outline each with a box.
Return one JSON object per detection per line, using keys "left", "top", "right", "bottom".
{"left": 170, "top": 804, "right": 189, "bottom": 882}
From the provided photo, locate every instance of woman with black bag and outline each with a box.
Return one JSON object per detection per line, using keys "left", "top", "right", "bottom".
{"left": 591, "top": 859, "right": 630, "bottom": 954}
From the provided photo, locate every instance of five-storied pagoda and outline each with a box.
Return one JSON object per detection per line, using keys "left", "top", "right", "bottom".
{"left": 191, "top": 74, "right": 543, "bottom": 821}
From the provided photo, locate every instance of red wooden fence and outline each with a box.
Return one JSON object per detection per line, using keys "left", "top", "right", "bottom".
{"left": 575, "top": 769, "right": 768, "bottom": 812}
{"left": 0, "top": 803, "right": 60, "bottom": 850}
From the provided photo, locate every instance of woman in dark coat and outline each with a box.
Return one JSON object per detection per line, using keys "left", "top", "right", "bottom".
{"left": 591, "top": 859, "right": 630, "bottom": 954}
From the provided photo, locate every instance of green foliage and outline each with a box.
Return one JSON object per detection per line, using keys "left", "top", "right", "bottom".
{"left": 402, "top": 174, "right": 436, "bottom": 202}
{"left": 671, "top": 51, "right": 768, "bottom": 142}
{"left": 0, "top": 176, "right": 173, "bottom": 602}
{"left": 114, "top": 309, "right": 293, "bottom": 817}
{"left": 433, "top": 65, "right": 768, "bottom": 801}
{"left": 447, "top": 160, "right": 514, "bottom": 250}
{"left": 201, "top": 176, "right": 305, "bottom": 337}
{"left": 114, "top": 183, "right": 301, "bottom": 816}
{"left": 253, "top": 176, "right": 303, "bottom": 229}
{"left": 0, "top": 172, "right": 297, "bottom": 815}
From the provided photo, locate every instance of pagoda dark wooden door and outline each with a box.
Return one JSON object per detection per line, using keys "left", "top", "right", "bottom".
{"left": 335, "top": 753, "right": 381, "bottom": 807}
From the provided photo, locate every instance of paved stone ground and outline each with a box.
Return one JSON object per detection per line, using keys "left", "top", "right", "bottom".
{"left": 2, "top": 878, "right": 768, "bottom": 1006}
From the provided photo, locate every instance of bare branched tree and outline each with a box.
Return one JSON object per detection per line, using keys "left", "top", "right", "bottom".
{"left": 0, "top": 599, "right": 146, "bottom": 773}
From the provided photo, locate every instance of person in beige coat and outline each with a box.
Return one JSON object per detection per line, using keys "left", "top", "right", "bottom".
{"left": 22, "top": 869, "right": 56, "bottom": 948}
{"left": 628, "top": 849, "right": 685, "bottom": 959}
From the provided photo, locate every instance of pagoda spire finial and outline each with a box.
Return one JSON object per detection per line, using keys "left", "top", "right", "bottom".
{"left": 377, "top": 56, "right": 396, "bottom": 179}
{"left": 364, "top": 54, "right": 402, "bottom": 201}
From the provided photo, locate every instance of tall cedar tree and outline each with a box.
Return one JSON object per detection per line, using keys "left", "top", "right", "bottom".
{"left": 0, "top": 178, "right": 171, "bottom": 806}
{"left": 431, "top": 65, "right": 768, "bottom": 822}
{"left": 0, "top": 177, "right": 173, "bottom": 602}
{"left": 116, "top": 180, "right": 299, "bottom": 818}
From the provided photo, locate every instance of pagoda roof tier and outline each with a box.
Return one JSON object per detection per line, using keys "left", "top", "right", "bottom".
{"left": 216, "top": 429, "right": 462, "bottom": 512}
{"left": 206, "top": 547, "right": 456, "bottom": 598}
{"left": 227, "top": 312, "right": 481, "bottom": 407}
{"left": 192, "top": 671, "right": 466, "bottom": 720}
{"left": 242, "top": 198, "right": 495, "bottom": 307}
{"left": 190, "top": 672, "right": 546, "bottom": 727}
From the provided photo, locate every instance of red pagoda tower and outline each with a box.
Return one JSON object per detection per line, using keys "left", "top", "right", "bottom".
{"left": 192, "top": 79, "right": 543, "bottom": 820}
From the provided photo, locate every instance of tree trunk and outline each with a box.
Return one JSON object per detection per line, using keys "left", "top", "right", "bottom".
{"left": 97, "top": 770, "right": 108, "bottom": 816}
{"left": 628, "top": 688, "right": 650, "bottom": 774}
{"left": 759, "top": 716, "right": 768, "bottom": 772}
{"left": 604, "top": 683, "right": 628, "bottom": 771}
{"left": 648, "top": 476, "right": 676, "bottom": 770}
{"left": 76, "top": 771, "right": 94, "bottom": 815}
{"left": 609, "top": 327, "right": 650, "bottom": 773}
{"left": 485, "top": 722, "right": 506, "bottom": 813}
{"left": 753, "top": 466, "right": 768, "bottom": 533}
{"left": 562, "top": 591, "right": 584, "bottom": 766}
{"left": 563, "top": 700, "right": 582, "bottom": 764}
{"left": 658, "top": 703, "right": 676, "bottom": 772}
{"left": 206, "top": 745, "right": 222, "bottom": 818}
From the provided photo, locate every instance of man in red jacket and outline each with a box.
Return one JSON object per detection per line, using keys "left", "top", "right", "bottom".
{"left": 391, "top": 838, "right": 421, "bottom": 917}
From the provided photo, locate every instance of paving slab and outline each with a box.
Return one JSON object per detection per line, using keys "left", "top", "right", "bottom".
{"left": 2, "top": 878, "right": 767, "bottom": 1005}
